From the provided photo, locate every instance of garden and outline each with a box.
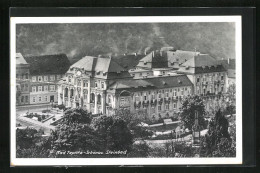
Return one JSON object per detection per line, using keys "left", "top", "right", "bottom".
{"left": 25, "top": 112, "right": 54, "bottom": 123}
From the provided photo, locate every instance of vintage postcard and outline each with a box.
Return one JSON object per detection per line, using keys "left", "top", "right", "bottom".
{"left": 10, "top": 16, "right": 242, "bottom": 166}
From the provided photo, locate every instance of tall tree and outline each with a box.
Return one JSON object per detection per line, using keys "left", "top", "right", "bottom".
{"left": 92, "top": 115, "right": 133, "bottom": 152}
{"left": 179, "top": 95, "right": 206, "bottom": 130}
{"left": 200, "top": 109, "right": 235, "bottom": 157}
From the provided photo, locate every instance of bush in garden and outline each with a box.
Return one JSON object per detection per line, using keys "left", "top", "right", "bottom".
{"left": 128, "top": 141, "right": 151, "bottom": 157}
{"left": 38, "top": 117, "right": 42, "bottom": 121}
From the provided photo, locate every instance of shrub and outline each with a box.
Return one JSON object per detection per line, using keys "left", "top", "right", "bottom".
{"left": 42, "top": 110, "right": 51, "bottom": 113}
{"left": 38, "top": 117, "right": 42, "bottom": 121}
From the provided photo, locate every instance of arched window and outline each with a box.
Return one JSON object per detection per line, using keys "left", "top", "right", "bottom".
{"left": 65, "top": 88, "right": 68, "bottom": 97}
{"left": 77, "top": 79, "right": 81, "bottom": 86}
{"left": 97, "top": 94, "right": 101, "bottom": 104}
{"left": 91, "top": 93, "right": 95, "bottom": 103}
{"left": 108, "top": 95, "right": 111, "bottom": 103}
{"left": 70, "top": 89, "right": 74, "bottom": 97}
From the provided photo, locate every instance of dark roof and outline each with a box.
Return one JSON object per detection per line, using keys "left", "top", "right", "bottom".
{"left": 137, "top": 51, "right": 168, "bottom": 68}
{"left": 24, "top": 54, "right": 71, "bottom": 75}
{"left": 112, "top": 54, "right": 145, "bottom": 70}
{"left": 109, "top": 75, "right": 193, "bottom": 92}
{"left": 218, "top": 59, "right": 235, "bottom": 70}
{"left": 70, "top": 56, "right": 132, "bottom": 79}
{"left": 177, "top": 54, "right": 226, "bottom": 74}
{"left": 194, "top": 65, "right": 227, "bottom": 74}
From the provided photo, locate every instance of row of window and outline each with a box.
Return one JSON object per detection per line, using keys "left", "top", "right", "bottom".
{"left": 20, "top": 83, "right": 29, "bottom": 92}
{"left": 32, "top": 75, "right": 61, "bottom": 82}
{"left": 196, "top": 86, "right": 224, "bottom": 95}
{"left": 134, "top": 88, "right": 190, "bottom": 101}
{"left": 196, "top": 74, "right": 224, "bottom": 83}
{"left": 16, "top": 73, "right": 29, "bottom": 80}
{"left": 137, "top": 103, "right": 177, "bottom": 111}
{"left": 32, "top": 85, "right": 56, "bottom": 92}
{"left": 95, "top": 81, "right": 105, "bottom": 89}
{"left": 20, "top": 95, "right": 29, "bottom": 103}
{"left": 32, "top": 95, "right": 49, "bottom": 102}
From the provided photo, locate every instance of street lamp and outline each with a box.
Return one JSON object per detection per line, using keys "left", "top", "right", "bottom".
{"left": 192, "top": 110, "right": 201, "bottom": 145}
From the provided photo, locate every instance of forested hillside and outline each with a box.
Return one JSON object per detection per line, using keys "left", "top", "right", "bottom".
{"left": 16, "top": 23, "right": 235, "bottom": 63}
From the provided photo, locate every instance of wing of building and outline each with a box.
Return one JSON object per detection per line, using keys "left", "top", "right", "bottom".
{"left": 22, "top": 54, "right": 71, "bottom": 105}
{"left": 16, "top": 53, "right": 30, "bottom": 105}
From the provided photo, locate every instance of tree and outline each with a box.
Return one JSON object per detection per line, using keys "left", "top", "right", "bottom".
{"left": 179, "top": 95, "right": 206, "bottom": 130}
{"left": 208, "top": 84, "right": 236, "bottom": 116}
{"left": 225, "top": 83, "right": 236, "bottom": 116}
{"left": 16, "top": 128, "right": 51, "bottom": 158}
{"left": 92, "top": 115, "right": 133, "bottom": 152}
{"left": 50, "top": 124, "right": 104, "bottom": 157}
{"left": 127, "top": 141, "right": 151, "bottom": 157}
{"left": 16, "top": 128, "right": 39, "bottom": 149}
{"left": 93, "top": 115, "right": 133, "bottom": 150}
{"left": 200, "top": 109, "right": 235, "bottom": 157}
{"left": 60, "top": 108, "right": 92, "bottom": 125}
{"left": 113, "top": 109, "right": 153, "bottom": 139}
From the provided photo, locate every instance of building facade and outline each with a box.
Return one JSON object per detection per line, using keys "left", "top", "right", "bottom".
{"left": 58, "top": 55, "right": 193, "bottom": 119}
{"left": 57, "top": 48, "right": 229, "bottom": 119}
{"left": 177, "top": 54, "right": 227, "bottom": 96}
{"left": 24, "top": 54, "right": 70, "bottom": 105}
{"left": 16, "top": 53, "right": 30, "bottom": 105}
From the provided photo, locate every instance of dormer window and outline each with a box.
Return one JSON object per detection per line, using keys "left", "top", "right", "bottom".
{"left": 68, "top": 76, "right": 72, "bottom": 83}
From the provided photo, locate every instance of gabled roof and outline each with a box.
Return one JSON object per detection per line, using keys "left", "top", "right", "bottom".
{"left": 112, "top": 54, "right": 145, "bottom": 70}
{"left": 70, "top": 56, "right": 96, "bottom": 71}
{"left": 95, "top": 57, "right": 125, "bottom": 73}
{"left": 16, "top": 53, "right": 28, "bottom": 65}
{"left": 24, "top": 54, "right": 70, "bottom": 75}
{"left": 167, "top": 50, "right": 200, "bottom": 64}
{"left": 109, "top": 75, "right": 193, "bottom": 92}
{"left": 177, "top": 54, "right": 226, "bottom": 74}
{"left": 181, "top": 54, "right": 219, "bottom": 67}
{"left": 70, "top": 56, "right": 131, "bottom": 79}
{"left": 137, "top": 51, "right": 168, "bottom": 68}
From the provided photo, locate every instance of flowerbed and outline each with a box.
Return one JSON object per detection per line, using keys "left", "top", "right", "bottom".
{"left": 25, "top": 113, "right": 52, "bottom": 122}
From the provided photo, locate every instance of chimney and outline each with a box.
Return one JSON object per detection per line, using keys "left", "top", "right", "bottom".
{"left": 134, "top": 53, "right": 137, "bottom": 56}
{"left": 160, "top": 51, "right": 162, "bottom": 56}
{"left": 152, "top": 51, "right": 154, "bottom": 58}
{"left": 228, "top": 58, "right": 230, "bottom": 64}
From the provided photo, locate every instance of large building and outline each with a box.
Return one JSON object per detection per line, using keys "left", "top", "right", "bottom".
{"left": 219, "top": 58, "right": 236, "bottom": 87}
{"left": 57, "top": 48, "right": 229, "bottom": 119}
{"left": 16, "top": 53, "right": 30, "bottom": 105}
{"left": 24, "top": 54, "right": 70, "bottom": 105}
{"left": 177, "top": 54, "right": 227, "bottom": 96}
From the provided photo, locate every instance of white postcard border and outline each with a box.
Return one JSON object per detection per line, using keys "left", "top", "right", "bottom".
{"left": 10, "top": 16, "right": 242, "bottom": 166}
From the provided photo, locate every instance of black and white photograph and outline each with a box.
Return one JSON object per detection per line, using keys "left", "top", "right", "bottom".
{"left": 10, "top": 16, "right": 242, "bottom": 165}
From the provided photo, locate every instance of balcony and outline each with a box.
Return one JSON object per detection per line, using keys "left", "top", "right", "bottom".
{"left": 172, "top": 96, "right": 178, "bottom": 101}
{"left": 134, "top": 101, "right": 141, "bottom": 108}
{"left": 150, "top": 99, "right": 157, "bottom": 106}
